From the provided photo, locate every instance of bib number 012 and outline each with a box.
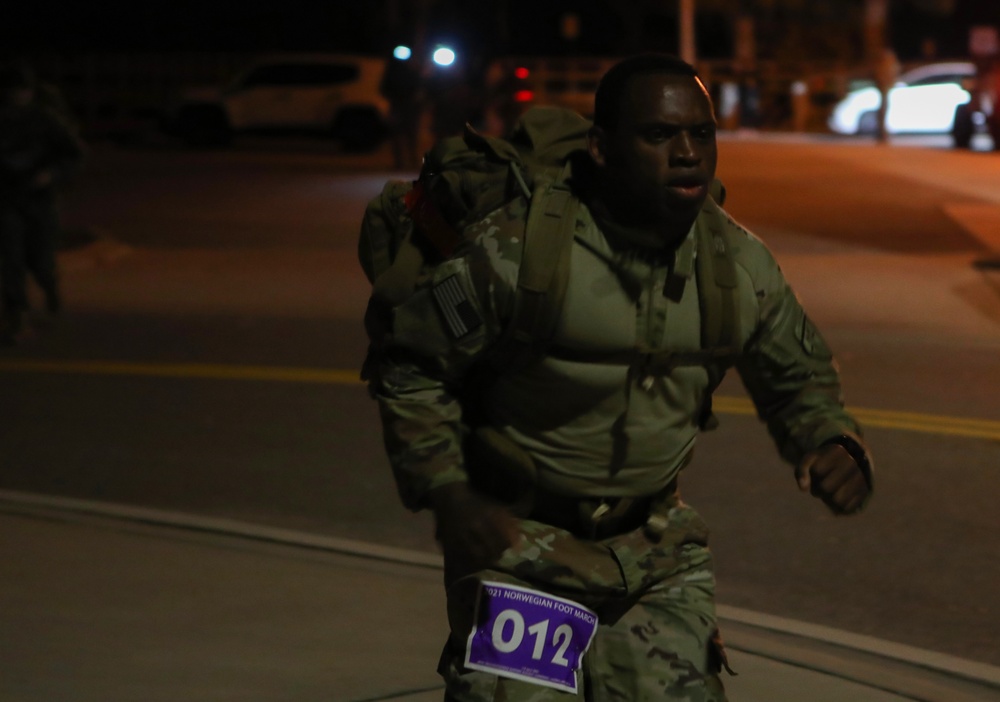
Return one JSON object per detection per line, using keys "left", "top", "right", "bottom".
{"left": 492, "top": 609, "right": 573, "bottom": 665}
{"left": 464, "top": 581, "right": 599, "bottom": 694}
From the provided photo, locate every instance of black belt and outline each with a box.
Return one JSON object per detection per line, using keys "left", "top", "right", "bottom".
{"left": 528, "top": 480, "right": 677, "bottom": 540}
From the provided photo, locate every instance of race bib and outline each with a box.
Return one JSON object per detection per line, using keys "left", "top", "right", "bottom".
{"left": 464, "top": 581, "right": 599, "bottom": 694}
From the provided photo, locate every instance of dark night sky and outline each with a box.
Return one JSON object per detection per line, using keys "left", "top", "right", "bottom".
{"left": 3, "top": 0, "right": 995, "bottom": 60}
{"left": 2, "top": 0, "right": 626, "bottom": 55}
{"left": 892, "top": 1, "right": 1000, "bottom": 59}
{"left": 4, "top": 1, "right": 381, "bottom": 53}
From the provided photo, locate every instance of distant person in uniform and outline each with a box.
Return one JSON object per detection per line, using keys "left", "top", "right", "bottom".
{"left": 0, "top": 60, "right": 83, "bottom": 344}
{"left": 426, "top": 63, "right": 472, "bottom": 141}
{"left": 380, "top": 51, "right": 424, "bottom": 171}
{"left": 484, "top": 58, "right": 527, "bottom": 137}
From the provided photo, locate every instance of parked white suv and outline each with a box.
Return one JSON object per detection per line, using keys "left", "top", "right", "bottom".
{"left": 827, "top": 61, "right": 975, "bottom": 135}
{"left": 164, "top": 54, "right": 389, "bottom": 149}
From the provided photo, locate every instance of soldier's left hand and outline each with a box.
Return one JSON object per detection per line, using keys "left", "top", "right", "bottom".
{"left": 795, "top": 443, "right": 870, "bottom": 515}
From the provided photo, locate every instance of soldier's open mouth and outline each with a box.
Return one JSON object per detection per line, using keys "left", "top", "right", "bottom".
{"left": 667, "top": 182, "right": 707, "bottom": 199}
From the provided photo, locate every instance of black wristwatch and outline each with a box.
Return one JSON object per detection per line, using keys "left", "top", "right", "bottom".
{"left": 821, "top": 434, "right": 873, "bottom": 489}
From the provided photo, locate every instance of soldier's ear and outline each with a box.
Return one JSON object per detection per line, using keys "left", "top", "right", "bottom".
{"left": 587, "top": 126, "right": 607, "bottom": 167}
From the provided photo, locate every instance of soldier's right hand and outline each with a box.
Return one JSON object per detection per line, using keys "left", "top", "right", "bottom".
{"left": 429, "top": 482, "right": 520, "bottom": 573}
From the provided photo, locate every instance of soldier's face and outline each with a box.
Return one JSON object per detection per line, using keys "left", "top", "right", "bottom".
{"left": 590, "top": 73, "right": 717, "bottom": 231}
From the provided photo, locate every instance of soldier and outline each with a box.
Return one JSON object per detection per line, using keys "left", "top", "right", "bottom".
{"left": 0, "top": 60, "right": 83, "bottom": 344}
{"left": 365, "top": 54, "right": 872, "bottom": 701}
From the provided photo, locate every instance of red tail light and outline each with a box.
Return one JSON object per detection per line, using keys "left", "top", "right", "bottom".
{"left": 514, "top": 90, "right": 535, "bottom": 103}
{"left": 514, "top": 67, "right": 530, "bottom": 79}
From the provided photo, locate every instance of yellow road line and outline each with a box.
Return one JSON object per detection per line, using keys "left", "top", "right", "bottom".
{"left": 711, "top": 396, "right": 757, "bottom": 415}
{"left": 0, "top": 358, "right": 363, "bottom": 385}
{"left": 713, "top": 395, "right": 1000, "bottom": 442}
{"left": 1, "top": 358, "right": 998, "bottom": 442}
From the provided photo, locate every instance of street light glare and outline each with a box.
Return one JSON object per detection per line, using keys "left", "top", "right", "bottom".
{"left": 432, "top": 47, "right": 456, "bottom": 67}
{"left": 393, "top": 45, "right": 412, "bottom": 61}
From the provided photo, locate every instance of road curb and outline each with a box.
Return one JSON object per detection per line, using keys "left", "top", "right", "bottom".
{"left": 716, "top": 605, "right": 1000, "bottom": 689}
{"left": 0, "top": 488, "right": 441, "bottom": 570}
{"left": 3, "top": 488, "right": 998, "bottom": 701}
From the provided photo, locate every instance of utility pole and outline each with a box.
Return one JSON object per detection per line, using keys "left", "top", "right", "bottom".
{"left": 679, "top": 0, "right": 696, "bottom": 64}
{"left": 864, "top": 0, "right": 895, "bottom": 143}
{"left": 863, "top": 0, "right": 888, "bottom": 64}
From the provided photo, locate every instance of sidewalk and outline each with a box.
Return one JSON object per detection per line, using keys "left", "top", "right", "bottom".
{"left": 3, "top": 491, "right": 998, "bottom": 702}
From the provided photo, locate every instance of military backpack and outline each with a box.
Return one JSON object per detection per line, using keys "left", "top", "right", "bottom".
{"left": 358, "top": 106, "right": 741, "bottom": 429}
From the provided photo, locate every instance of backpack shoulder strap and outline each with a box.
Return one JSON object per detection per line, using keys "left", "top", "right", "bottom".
{"left": 692, "top": 198, "right": 743, "bottom": 429}
{"left": 642, "top": 195, "right": 744, "bottom": 429}
{"left": 696, "top": 201, "right": 741, "bottom": 354}
{"left": 634, "top": 195, "right": 742, "bottom": 365}
{"left": 490, "top": 174, "right": 578, "bottom": 372}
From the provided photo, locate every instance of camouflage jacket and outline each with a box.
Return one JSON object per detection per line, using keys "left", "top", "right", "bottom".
{"left": 0, "top": 102, "right": 83, "bottom": 197}
{"left": 369, "top": 193, "right": 867, "bottom": 511}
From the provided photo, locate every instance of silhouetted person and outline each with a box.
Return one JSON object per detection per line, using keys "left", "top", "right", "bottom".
{"left": 484, "top": 58, "right": 525, "bottom": 137}
{"left": 380, "top": 54, "right": 423, "bottom": 171}
{"left": 426, "top": 65, "right": 472, "bottom": 141}
{"left": 0, "top": 60, "right": 83, "bottom": 344}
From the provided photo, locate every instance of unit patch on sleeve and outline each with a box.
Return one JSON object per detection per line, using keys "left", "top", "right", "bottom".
{"left": 432, "top": 275, "right": 483, "bottom": 339}
{"left": 797, "top": 312, "right": 832, "bottom": 360}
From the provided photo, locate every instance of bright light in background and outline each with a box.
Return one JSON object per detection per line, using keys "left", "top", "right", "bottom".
{"left": 393, "top": 45, "right": 412, "bottom": 61}
{"left": 514, "top": 66, "right": 530, "bottom": 79}
{"left": 432, "top": 46, "right": 456, "bottom": 67}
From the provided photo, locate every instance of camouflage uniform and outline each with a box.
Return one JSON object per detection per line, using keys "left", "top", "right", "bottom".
{"left": 0, "top": 90, "right": 83, "bottom": 335}
{"left": 369, "top": 189, "right": 866, "bottom": 701}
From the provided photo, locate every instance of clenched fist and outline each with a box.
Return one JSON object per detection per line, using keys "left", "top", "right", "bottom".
{"left": 796, "top": 439, "right": 872, "bottom": 515}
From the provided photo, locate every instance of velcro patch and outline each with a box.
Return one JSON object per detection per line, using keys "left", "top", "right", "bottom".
{"left": 798, "top": 313, "right": 832, "bottom": 360}
{"left": 432, "top": 275, "right": 483, "bottom": 339}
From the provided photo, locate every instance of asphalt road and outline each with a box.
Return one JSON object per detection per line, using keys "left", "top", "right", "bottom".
{"left": 1, "top": 133, "right": 998, "bottom": 667}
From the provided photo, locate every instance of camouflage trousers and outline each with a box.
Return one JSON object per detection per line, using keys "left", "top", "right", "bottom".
{"left": 0, "top": 194, "right": 60, "bottom": 315}
{"left": 438, "top": 498, "right": 729, "bottom": 701}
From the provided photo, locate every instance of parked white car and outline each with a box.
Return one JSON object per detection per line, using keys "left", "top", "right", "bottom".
{"left": 828, "top": 62, "right": 975, "bottom": 135}
{"left": 164, "top": 54, "right": 389, "bottom": 149}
